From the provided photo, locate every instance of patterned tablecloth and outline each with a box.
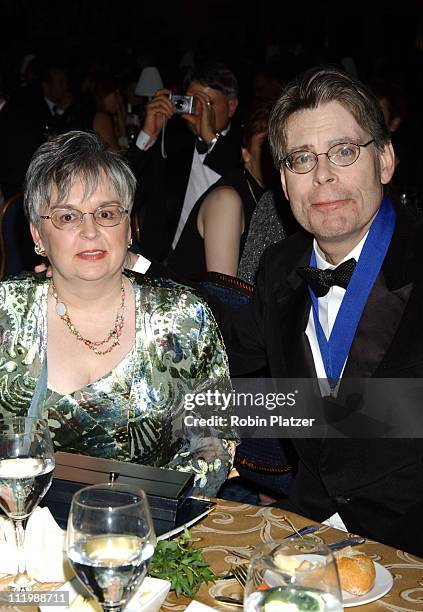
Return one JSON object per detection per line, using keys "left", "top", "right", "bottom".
{"left": 0, "top": 499, "right": 422, "bottom": 611}
{"left": 163, "top": 499, "right": 423, "bottom": 611}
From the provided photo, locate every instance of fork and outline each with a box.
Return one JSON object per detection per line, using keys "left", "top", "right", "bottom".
{"left": 232, "top": 564, "right": 249, "bottom": 588}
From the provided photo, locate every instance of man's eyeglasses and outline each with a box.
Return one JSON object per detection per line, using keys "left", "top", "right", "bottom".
{"left": 281, "top": 140, "right": 375, "bottom": 174}
{"left": 40, "top": 204, "right": 129, "bottom": 231}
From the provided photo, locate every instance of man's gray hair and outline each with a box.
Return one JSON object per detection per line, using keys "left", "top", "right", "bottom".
{"left": 269, "top": 66, "right": 390, "bottom": 167}
{"left": 24, "top": 131, "right": 137, "bottom": 225}
{"left": 183, "top": 62, "right": 239, "bottom": 99}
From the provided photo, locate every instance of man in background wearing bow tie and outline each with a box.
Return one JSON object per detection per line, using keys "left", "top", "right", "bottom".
{"left": 227, "top": 66, "right": 423, "bottom": 555}
{"left": 130, "top": 61, "right": 241, "bottom": 263}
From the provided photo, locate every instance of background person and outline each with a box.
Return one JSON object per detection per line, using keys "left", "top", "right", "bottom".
{"left": 0, "top": 61, "right": 71, "bottom": 197}
{"left": 167, "top": 102, "right": 276, "bottom": 280}
{"left": 78, "top": 72, "right": 128, "bottom": 151}
{"left": 130, "top": 61, "right": 242, "bottom": 261}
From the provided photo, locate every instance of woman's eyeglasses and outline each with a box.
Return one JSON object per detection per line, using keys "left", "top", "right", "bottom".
{"left": 40, "top": 204, "right": 129, "bottom": 231}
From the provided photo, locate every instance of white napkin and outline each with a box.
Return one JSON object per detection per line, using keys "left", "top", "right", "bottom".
{"left": 0, "top": 507, "right": 73, "bottom": 582}
{"left": 322, "top": 512, "right": 348, "bottom": 532}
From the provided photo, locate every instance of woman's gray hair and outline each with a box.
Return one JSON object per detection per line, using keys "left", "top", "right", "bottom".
{"left": 24, "top": 131, "right": 137, "bottom": 225}
{"left": 269, "top": 66, "right": 390, "bottom": 167}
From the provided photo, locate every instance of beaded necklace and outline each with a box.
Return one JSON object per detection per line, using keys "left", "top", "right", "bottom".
{"left": 50, "top": 280, "right": 125, "bottom": 355}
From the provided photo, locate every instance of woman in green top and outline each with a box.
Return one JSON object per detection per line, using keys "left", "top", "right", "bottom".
{"left": 0, "top": 131, "right": 235, "bottom": 496}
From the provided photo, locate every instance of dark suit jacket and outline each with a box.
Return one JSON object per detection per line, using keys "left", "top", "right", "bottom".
{"left": 0, "top": 87, "right": 69, "bottom": 197}
{"left": 128, "top": 117, "right": 242, "bottom": 261}
{"left": 227, "top": 206, "right": 423, "bottom": 555}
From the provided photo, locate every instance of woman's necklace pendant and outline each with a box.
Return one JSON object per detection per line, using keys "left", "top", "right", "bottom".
{"left": 50, "top": 279, "right": 125, "bottom": 355}
{"left": 56, "top": 301, "right": 67, "bottom": 317}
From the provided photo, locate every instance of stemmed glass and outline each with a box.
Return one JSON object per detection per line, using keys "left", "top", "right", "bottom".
{"left": 67, "top": 483, "right": 156, "bottom": 612}
{"left": 244, "top": 536, "right": 343, "bottom": 612}
{"left": 0, "top": 416, "right": 55, "bottom": 587}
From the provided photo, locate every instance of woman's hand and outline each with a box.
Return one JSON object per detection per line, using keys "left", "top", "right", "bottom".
{"left": 34, "top": 262, "right": 52, "bottom": 277}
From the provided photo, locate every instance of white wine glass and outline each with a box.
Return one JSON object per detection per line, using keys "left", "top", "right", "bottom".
{"left": 244, "top": 536, "right": 343, "bottom": 611}
{"left": 67, "top": 483, "right": 156, "bottom": 612}
{"left": 0, "top": 416, "right": 55, "bottom": 587}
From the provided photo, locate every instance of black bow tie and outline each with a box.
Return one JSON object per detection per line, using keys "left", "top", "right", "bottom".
{"left": 195, "top": 138, "right": 209, "bottom": 154}
{"left": 297, "top": 258, "right": 356, "bottom": 297}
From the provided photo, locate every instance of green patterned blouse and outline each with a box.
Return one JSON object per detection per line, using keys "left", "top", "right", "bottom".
{"left": 0, "top": 273, "right": 235, "bottom": 496}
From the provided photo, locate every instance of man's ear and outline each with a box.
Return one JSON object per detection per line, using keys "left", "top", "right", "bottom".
{"left": 379, "top": 142, "right": 396, "bottom": 185}
{"left": 228, "top": 97, "right": 238, "bottom": 118}
{"left": 280, "top": 169, "right": 289, "bottom": 201}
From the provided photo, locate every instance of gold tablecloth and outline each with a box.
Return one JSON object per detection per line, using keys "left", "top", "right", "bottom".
{"left": 163, "top": 499, "right": 423, "bottom": 611}
{"left": 1, "top": 499, "right": 422, "bottom": 611}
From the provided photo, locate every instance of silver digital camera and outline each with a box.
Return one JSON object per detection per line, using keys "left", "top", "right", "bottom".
{"left": 170, "top": 94, "right": 195, "bottom": 114}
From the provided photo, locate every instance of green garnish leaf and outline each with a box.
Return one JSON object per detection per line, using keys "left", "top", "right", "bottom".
{"left": 148, "top": 528, "right": 216, "bottom": 598}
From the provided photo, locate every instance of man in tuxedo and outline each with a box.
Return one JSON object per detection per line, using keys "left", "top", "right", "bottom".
{"left": 226, "top": 67, "right": 423, "bottom": 555}
{"left": 130, "top": 62, "right": 241, "bottom": 261}
{"left": 0, "top": 63, "right": 70, "bottom": 197}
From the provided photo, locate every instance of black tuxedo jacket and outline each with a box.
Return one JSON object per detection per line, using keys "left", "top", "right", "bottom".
{"left": 227, "top": 206, "right": 423, "bottom": 555}
{"left": 128, "top": 117, "right": 242, "bottom": 261}
{"left": 0, "top": 88, "right": 69, "bottom": 196}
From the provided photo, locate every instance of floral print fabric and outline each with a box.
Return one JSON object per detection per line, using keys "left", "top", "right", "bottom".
{"left": 0, "top": 273, "right": 236, "bottom": 496}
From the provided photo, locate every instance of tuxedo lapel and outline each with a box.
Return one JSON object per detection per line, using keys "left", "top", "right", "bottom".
{"left": 344, "top": 273, "right": 412, "bottom": 377}
{"left": 344, "top": 208, "right": 415, "bottom": 378}
{"left": 277, "top": 285, "right": 316, "bottom": 377}
{"left": 274, "top": 245, "right": 316, "bottom": 378}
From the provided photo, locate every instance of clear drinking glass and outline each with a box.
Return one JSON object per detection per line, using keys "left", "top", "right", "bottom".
{"left": 67, "top": 483, "right": 156, "bottom": 612}
{"left": 244, "top": 536, "right": 343, "bottom": 612}
{"left": 0, "top": 416, "right": 55, "bottom": 587}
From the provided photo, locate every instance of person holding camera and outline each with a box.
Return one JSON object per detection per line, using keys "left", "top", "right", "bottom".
{"left": 129, "top": 62, "right": 241, "bottom": 263}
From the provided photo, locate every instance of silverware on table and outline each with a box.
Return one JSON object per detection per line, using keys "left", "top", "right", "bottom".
{"left": 328, "top": 536, "right": 366, "bottom": 550}
{"left": 232, "top": 564, "right": 248, "bottom": 587}
{"left": 214, "top": 595, "right": 243, "bottom": 607}
{"left": 291, "top": 524, "right": 322, "bottom": 538}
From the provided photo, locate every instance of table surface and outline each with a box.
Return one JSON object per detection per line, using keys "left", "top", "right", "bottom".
{"left": 1, "top": 499, "right": 422, "bottom": 611}
{"left": 163, "top": 499, "right": 423, "bottom": 611}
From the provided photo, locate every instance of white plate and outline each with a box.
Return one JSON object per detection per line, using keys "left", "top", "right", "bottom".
{"left": 39, "top": 576, "right": 171, "bottom": 612}
{"left": 342, "top": 562, "right": 393, "bottom": 607}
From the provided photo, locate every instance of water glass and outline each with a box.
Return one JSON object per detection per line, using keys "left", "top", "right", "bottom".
{"left": 244, "top": 536, "right": 343, "bottom": 611}
{"left": 0, "top": 416, "right": 55, "bottom": 587}
{"left": 67, "top": 483, "right": 156, "bottom": 612}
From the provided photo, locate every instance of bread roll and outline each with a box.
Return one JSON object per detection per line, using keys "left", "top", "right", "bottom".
{"left": 336, "top": 547, "right": 376, "bottom": 595}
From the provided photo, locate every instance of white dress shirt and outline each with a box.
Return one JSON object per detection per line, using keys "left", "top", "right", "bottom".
{"left": 172, "top": 126, "right": 230, "bottom": 249}
{"left": 305, "top": 233, "right": 367, "bottom": 530}
{"left": 171, "top": 147, "right": 220, "bottom": 249}
{"left": 136, "top": 125, "right": 229, "bottom": 250}
{"left": 306, "top": 234, "right": 367, "bottom": 382}
{"left": 136, "top": 130, "right": 154, "bottom": 151}
{"left": 44, "top": 97, "right": 64, "bottom": 116}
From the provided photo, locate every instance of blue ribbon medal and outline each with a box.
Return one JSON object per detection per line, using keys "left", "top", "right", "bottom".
{"left": 310, "top": 197, "right": 396, "bottom": 389}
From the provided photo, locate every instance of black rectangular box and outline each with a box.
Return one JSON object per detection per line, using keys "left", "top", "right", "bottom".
{"left": 42, "top": 452, "right": 195, "bottom": 535}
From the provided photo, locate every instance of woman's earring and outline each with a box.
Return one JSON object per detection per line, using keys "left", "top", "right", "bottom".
{"left": 34, "top": 243, "right": 46, "bottom": 257}
{"left": 127, "top": 238, "right": 133, "bottom": 249}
